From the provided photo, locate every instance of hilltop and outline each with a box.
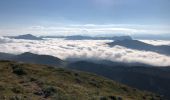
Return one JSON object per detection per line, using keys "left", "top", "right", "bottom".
{"left": 0, "top": 60, "right": 161, "bottom": 100}
{"left": 7, "top": 34, "right": 43, "bottom": 40}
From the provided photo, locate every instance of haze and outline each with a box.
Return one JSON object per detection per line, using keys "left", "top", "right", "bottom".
{"left": 0, "top": 0, "right": 170, "bottom": 36}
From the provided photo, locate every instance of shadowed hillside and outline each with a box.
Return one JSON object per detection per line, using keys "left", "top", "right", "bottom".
{"left": 68, "top": 61, "right": 170, "bottom": 99}
{"left": 0, "top": 52, "right": 66, "bottom": 67}
{"left": 108, "top": 39, "right": 170, "bottom": 56}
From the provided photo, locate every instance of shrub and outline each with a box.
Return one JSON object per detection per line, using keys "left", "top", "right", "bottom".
{"left": 13, "top": 67, "right": 26, "bottom": 76}
{"left": 30, "top": 77, "right": 37, "bottom": 82}
{"left": 100, "top": 96, "right": 108, "bottom": 100}
{"left": 9, "top": 96, "right": 22, "bottom": 100}
{"left": 0, "top": 85, "right": 5, "bottom": 91}
{"left": 42, "top": 86, "right": 56, "bottom": 98}
{"left": 100, "top": 96, "right": 123, "bottom": 100}
{"left": 75, "top": 77, "right": 83, "bottom": 84}
{"left": 121, "top": 86, "right": 128, "bottom": 92}
{"left": 74, "top": 73, "right": 79, "bottom": 76}
{"left": 89, "top": 79, "right": 100, "bottom": 88}
{"left": 11, "top": 86, "right": 23, "bottom": 94}
{"left": 109, "top": 96, "right": 117, "bottom": 100}
{"left": 11, "top": 64, "right": 26, "bottom": 76}
{"left": 117, "top": 96, "right": 123, "bottom": 100}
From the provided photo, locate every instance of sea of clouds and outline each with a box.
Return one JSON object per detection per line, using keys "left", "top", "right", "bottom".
{"left": 0, "top": 37, "right": 170, "bottom": 66}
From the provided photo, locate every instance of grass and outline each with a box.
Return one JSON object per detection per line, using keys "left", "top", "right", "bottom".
{"left": 0, "top": 60, "right": 161, "bottom": 100}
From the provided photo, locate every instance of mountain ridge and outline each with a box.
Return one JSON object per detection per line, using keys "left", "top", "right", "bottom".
{"left": 0, "top": 52, "right": 170, "bottom": 99}
{"left": 0, "top": 52, "right": 66, "bottom": 67}
{"left": 108, "top": 39, "right": 170, "bottom": 56}
{"left": 7, "top": 34, "right": 43, "bottom": 40}
{"left": 0, "top": 60, "right": 162, "bottom": 100}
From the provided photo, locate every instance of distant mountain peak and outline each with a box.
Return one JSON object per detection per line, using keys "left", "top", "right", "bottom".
{"left": 63, "top": 35, "right": 133, "bottom": 40}
{"left": 10, "top": 34, "right": 43, "bottom": 40}
{"left": 113, "top": 36, "right": 132, "bottom": 41}
{"left": 20, "top": 52, "right": 38, "bottom": 55}
{"left": 22, "top": 34, "right": 33, "bottom": 36}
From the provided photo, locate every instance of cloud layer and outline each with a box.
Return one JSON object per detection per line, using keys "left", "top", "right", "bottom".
{"left": 0, "top": 37, "right": 170, "bottom": 66}
{"left": 1, "top": 24, "right": 170, "bottom": 36}
{"left": 140, "top": 40, "right": 170, "bottom": 46}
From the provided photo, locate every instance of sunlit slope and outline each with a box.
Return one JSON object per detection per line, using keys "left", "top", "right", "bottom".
{"left": 0, "top": 60, "right": 161, "bottom": 100}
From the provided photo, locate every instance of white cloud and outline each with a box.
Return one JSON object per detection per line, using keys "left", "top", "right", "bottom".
{"left": 140, "top": 40, "right": 170, "bottom": 46}
{"left": 0, "top": 24, "right": 169, "bottom": 36}
{"left": 0, "top": 37, "right": 13, "bottom": 43}
{"left": 0, "top": 37, "right": 170, "bottom": 66}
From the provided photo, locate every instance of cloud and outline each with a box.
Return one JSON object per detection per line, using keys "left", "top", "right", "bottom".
{"left": 1, "top": 24, "right": 170, "bottom": 36}
{"left": 0, "top": 37, "right": 13, "bottom": 43}
{"left": 140, "top": 40, "right": 170, "bottom": 46}
{"left": 0, "top": 37, "right": 170, "bottom": 66}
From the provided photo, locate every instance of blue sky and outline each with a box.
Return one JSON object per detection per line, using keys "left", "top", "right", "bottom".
{"left": 0, "top": 0, "right": 170, "bottom": 36}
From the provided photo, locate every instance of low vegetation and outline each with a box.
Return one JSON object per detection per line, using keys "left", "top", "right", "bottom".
{"left": 0, "top": 60, "right": 161, "bottom": 100}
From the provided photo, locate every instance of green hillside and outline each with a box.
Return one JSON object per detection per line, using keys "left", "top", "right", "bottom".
{"left": 0, "top": 60, "right": 161, "bottom": 100}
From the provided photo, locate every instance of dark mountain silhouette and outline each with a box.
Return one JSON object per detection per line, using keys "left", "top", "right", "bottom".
{"left": 8, "top": 34, "right": 43, "bottom": 40}
{"left": 65, "top": 35, "right": 132, "bottom": 40}
{"left": 68, "top": 61, "right": 170, "bottom": 99}
{"left": 0, "top": 52, "right": 66, "bottom": 67}
{"left": 108, "top": 39, "right": 170, "bottom": 55}
{"left": 0, "top": 52, "right": 15, "bottom": 59}
{"left": 65, "top": 35, "right": 94, "bottom": 40}
{"left": 49, "top": 35, "right": 132, "bottom": 40}
{"left": 41, "top": 34, "right": 170, "bottom": 40}
{"left": 113, "top": 36, "right": 132, "bottom": 41}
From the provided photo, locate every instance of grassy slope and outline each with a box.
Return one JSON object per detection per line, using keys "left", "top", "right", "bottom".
{"left": 0, "top": 60, "right": 161, "bottom": 100}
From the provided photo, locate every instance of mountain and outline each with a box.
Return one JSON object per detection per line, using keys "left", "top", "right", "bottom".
{"left": 40, "top": 35, "right": 66, "bottom": 38}
{"left": 0, "top": 52, "right": 15, "bottom": 59}
{"left": 66, "top": 35, "right": 133, "bottom": 40}
{"left": 0, "top": 52, "right": 66, "bottom": 67}
{"left": 112, "top": 36, "right": 132, "bottom": 41}
{"left": 0, "top": 52, "right": 169, "bottom": 99}
{"left": 8, "top": 34, "right": 43, "bottom": 40}
{"left": 65, "top": 35, "right": 95, "bottom": 40}
{"left": 68, "top": 61, "right": 170, "bottom": 99}
{"left": 0, "top": 60, "right": 162, "bottom": 100}
{"left": 41, "top": 35, "right": 132, "bottom": 40}
{"left": 108, "top": 39, "right": 170, "bottom": 56}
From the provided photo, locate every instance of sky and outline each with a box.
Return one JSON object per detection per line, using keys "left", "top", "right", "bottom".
{"left": 0, "top": 0, "right": 170, "bottom": 36}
